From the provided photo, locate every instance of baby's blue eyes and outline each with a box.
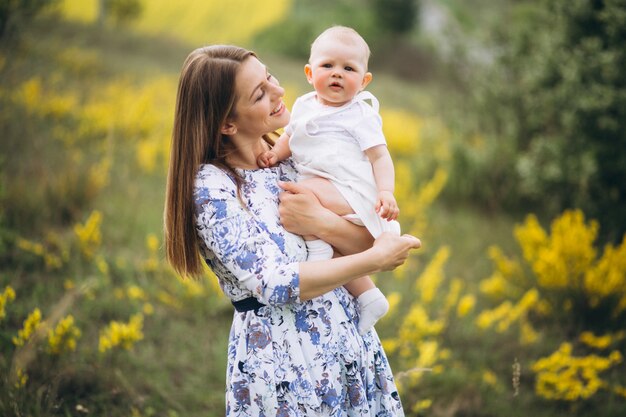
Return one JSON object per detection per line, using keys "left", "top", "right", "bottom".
{"left": 319, "top": 64, "right": 355, "bottom": 71}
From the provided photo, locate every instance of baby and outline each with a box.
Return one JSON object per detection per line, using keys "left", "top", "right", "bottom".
{"left": 258, "top": 26, "right": 401, "bottom": 334}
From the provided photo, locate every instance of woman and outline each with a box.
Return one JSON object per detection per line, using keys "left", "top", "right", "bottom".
{"left": 164, "top": 45, "right": 421, "bottom": 416}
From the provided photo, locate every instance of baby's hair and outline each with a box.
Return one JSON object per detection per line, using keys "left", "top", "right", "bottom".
{"left": 310, "top": 26, "right": 371, "bottom": 67}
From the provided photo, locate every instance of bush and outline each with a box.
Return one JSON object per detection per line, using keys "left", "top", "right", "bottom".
{"left": 252, "top": 0, "right": 378, "bottom": 59}
{"left": 384, "top": 209, "right": 626, "bottom": 416}
{"left": 370, "top": 0, "right": 419, "bottom": 35}
{"left": 0, "top": 0, "right": 57, "bottom": 41}
{"left": 477, "top": 209, "right": 626, "bottom": 408}
{"left": 98, "top": 0, "right": 142, "bottom": 26}
{"left": 446, "top": 0, "right": 626, "bottom": 242}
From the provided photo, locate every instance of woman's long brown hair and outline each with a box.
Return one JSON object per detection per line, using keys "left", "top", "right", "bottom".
{"left": 164, "top": 45, "right": 255, "bottom": 278}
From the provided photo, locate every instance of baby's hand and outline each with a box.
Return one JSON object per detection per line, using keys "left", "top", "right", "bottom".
{"left": 375, "top": 191, "right": 399, "bottom": 221}
{"left": 257, "top": 151, "right": 278, "bottom": 168}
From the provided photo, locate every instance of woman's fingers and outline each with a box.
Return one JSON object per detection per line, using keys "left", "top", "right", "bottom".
{"left": 402, "top": 234, "right": 422, "bottom": 249}
{"left": 278, "top": 180, "right": 314, "bottom": 196}
{"left": 373, "top": 233, "right": 422, "bottom": 271}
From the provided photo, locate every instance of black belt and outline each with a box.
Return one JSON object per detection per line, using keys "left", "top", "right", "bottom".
{"left": 232, "top": 296, "right": 266, "bottom": 312}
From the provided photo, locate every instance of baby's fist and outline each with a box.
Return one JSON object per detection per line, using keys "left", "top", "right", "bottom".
{"left": 257, "top": 151, "right": 278, "bottom": 168}
{"left": 376, "top": 191, "right": 399, "bottom": 221}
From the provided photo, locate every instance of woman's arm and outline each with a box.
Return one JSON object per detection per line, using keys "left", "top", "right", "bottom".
{"left": 298, "top": 233, "right": 420, "bottom": 300}
{"left": 196, "top": 169, "right": 419, "bottom": 306}
{"left": 278, "top": 181, "right": 374, "bottom": 255}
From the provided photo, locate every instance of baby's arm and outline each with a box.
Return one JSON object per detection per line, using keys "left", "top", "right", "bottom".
{"left": 257, "top": 132, "right": 292, "bottom": 168}
{"left": 364, "top": 145, "right": 399, "bottom": 221}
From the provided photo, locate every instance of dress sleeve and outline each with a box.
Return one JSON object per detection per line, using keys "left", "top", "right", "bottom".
{"left": 348, "top": 102, "right": 387, "bottom": 151}
{"left": 194, "top": 169, "right": 300, "bottom": 306}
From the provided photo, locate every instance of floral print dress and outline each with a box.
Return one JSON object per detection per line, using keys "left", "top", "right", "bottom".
{"left": 194, "top": 160, "right": 404, "bottom": 416}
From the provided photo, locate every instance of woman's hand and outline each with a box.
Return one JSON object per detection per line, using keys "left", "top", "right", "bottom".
{"left": 298, "top": 231, "right": 421, "bottom": 301}
{"left": 370, "top": 232, "right": 422, "bottom": 272}
{"left": 278, "top": 181, "right": 327, "bottom": 237}
{"left": 278, "top": 181, "right": 374, "bottom": 253}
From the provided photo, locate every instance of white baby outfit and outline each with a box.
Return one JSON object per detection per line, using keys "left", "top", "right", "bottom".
{"left": 286, "top": 90, "right": 401, "bottom": 238}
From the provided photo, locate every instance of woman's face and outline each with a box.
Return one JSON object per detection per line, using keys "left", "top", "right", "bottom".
{"left": 231, "top": 56, "right": 289, "bottom": 138}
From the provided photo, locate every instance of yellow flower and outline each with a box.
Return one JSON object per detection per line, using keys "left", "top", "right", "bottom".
{"left": 584, "top": 235, "right": 626, "bottom": 307}
{"left": 14, "top": 367, "right": 28, "bottom": 389}
{"left": 456, "top": 294, "right": 476, "bottom": 318}
{"left": 514, "top": 214, "right": 547, "bottom": 264}
{"left": 157, "top": 290, "right": 183, "bottom": 309}
{"left": 0, "top": 285, "right": 16, "bottom": 321}
{"left": 532, "top": 342, "right": 622, "bottom": 401}
{"left": 48, "top": 315, "right": 81, "bottom": 355}
{"left": 127, "top": 285, "right": 147, "bottom": 301}
{"left": 87, "top": 155, "right": 111, "bottom": 192}
{"left": 520, "top": 319, "right": 539, "bottom": 345}
{"left": 381, "top": 109, "right": 422, "bottom": 157}
{"left": 142, "top": 303, "right": 154, "bottom": 315}
{"left": 74, "top": 210, "right": 102, "bottom": 259}
{"left": 380, "top": 292, "right": 401, "bottom": 321}
{"left": 414, "top": 246, "right": 450, "bottom": 305}
{"left": 479, "top": 272, "right": 508, "bottom": 299}
{"left": 475, "top": 301, "right": 512, "bottom": 330}
{"left": 13, "top": 308, "right": 42, "bottom": 347}
{"left": 580, "top": 331, "right": 611, "bottom": 350}
{"left": 146, "top": 233, "right": 160, "bottom": 252}
{"left": 398, "top": 304, "right": 445, "bottom": 358}
{"left": 382, "top": 338, "right": 399, "bottom": 355}
{"left": 443, "top": 278, "right": 463, "bottom": 315}
{"left": 518, "top": 210, "right": 598, "bottom": 290}
{"left": 482, "top": 370, "right": 499, "bottom": 388}
{"left": 415, "top": 340, "right": 439, "bottom": 369}
{"left": 99, "top": 313, "right": 144, "bottom": 353}
{"left": 411, "top": 399, "right": 432, "bottom": 414}
{"left": 95, "top": 255, "right": 109, "bottom": 275}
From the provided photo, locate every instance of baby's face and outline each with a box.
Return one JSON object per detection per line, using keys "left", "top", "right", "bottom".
{"left": 306, "top": 37, "right": 371, "bottom": 107}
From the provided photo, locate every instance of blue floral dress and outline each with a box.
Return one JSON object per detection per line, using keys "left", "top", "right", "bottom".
{"left": 194, "top": 159, "right": 404, "bottom": 416}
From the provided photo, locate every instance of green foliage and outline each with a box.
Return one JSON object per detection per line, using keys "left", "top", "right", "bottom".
{"left": 370, "top": 0, "right": 419, "bottom": 35}
{"left": 0, "top": 0, "right": 57, "bottom": 40}
{"left": 98, "top": 0, "right": 142, "bottom": 26}
{"left": 252, "top": 0, "right": 379, "bottom": 58}
{"left": 447, "top": 0, "right": 626, "bottom": 242}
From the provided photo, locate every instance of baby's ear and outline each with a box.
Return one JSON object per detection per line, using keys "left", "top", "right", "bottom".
{"left": 304, "top": 65, "right": 313, "bottom": 84}
{"left": 361, "top": 72, "right": 373, "bottom": 90}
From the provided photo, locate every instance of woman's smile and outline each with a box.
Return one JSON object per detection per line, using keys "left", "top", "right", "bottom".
{"left": 270, "top": 101, "right": 286, "bottom": 116}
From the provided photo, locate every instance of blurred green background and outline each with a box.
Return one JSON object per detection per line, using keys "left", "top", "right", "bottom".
{"left": 1, "top": 0, "right": 625, "bottom": 416}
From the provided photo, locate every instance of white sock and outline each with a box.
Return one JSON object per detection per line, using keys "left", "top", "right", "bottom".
{"left": 356, "top": 288, "right": 389, "bottom": 335}
{"left": 305, "top": 239, "right": 334, "bottom": 261}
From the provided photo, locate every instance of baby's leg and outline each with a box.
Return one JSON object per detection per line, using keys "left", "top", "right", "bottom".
{"left": 298, "top": 177, "right": 354, "bottom": 217}
{"left": 346, "top": 276, "right": 389, "bottom": 335}
{"left": 299, "top": 177, "right": 388, "bottom": 334}
{"left": 298, "top": 177, "right": 353, "bottom": 260}
{"left": 297, "top": 178, "right": 348, "bottom": 259}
